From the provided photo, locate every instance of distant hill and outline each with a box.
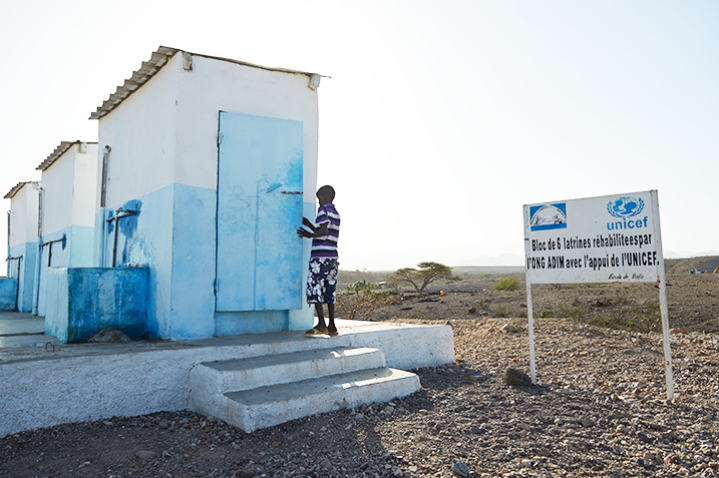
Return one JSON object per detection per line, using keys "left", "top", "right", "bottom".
{"left": 666, "top": 256, "right": 719, "bottom": 274}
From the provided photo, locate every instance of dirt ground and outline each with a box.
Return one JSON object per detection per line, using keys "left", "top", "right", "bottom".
{"left": 349, "top": 269, "right": 719, "bottom": 335}
{"left": 2, "top": 266, "right": 719, "bottom": 478}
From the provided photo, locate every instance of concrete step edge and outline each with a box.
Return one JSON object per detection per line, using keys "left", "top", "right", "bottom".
{"left": 190, "top": 347, "right": 387, "bottom": 394}
{"left": 219, "top": 367, "right": 421, "bottom": 432}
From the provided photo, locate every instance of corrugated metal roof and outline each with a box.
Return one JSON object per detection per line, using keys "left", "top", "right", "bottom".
{"left": 4, "top": 181, "right": 39, "bottom": 200}
{"left": 36, "top": 141, "right": 98, "bottom": 171}
{"left": 89, "top": 46, "right": 322, "bottom": 120}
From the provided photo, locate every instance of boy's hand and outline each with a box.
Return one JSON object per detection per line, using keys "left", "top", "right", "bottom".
{"left": 297, "top": 227, "right": 311, "bottom": 238}
{"left": 302, "top": 217, "right": 314, "bottom": 229}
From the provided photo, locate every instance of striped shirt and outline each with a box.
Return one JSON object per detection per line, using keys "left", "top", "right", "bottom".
{"left": 310, "top": 203, "right": 340, "bottom": 259}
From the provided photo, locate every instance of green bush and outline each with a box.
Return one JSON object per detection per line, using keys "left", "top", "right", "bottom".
{"left": 493, "top": 277, "right": 521, "bottom": 291}
{"left": 336, "top": 280, "right": 394, "bottom": 321}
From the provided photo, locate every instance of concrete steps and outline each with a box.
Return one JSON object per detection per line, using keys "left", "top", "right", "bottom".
{"left": 189, "top": 347, "right": 421, "bottom": 432}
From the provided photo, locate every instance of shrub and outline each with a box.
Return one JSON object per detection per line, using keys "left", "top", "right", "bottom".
{"left": 336, "top": 280, "right": 394, "bottom": 321}
{"left": 493, "top": 277, "right": 521, "bottom": 291}
{"left": 494, "top": 305, "right": 508, "bottom": 317}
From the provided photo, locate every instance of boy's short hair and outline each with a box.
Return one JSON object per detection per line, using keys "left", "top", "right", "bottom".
{"left": 318, "top": 185, "right": 335, "bottom": 202}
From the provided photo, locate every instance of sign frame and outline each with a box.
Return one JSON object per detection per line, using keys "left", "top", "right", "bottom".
{"left": 523, "top": 190, "right": 674, "bottom": 400}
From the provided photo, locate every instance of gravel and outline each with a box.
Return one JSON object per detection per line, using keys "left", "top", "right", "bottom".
{"left": 1, "top": 317, "right": 718, "bottom": 477}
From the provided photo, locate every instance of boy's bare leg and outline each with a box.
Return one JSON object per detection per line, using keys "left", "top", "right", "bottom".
{"left": 312, "top": 303, "right": 328, "bottom": 332}
{"left": 327, "top": 304, "right": 337, "bottom": 333}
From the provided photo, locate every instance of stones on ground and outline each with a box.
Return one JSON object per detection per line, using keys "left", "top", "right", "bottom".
{"left": 577, "top": 415, "right": 594, "bottom": 428}
{"left": 502, "top": 367, "right": 532, "bottom": 387}
{"left": 500, "top": 324, "right": 518, "bottom": 334}
{"left": 134, "top": 450, "right": 157, "bottom": 459}
{"left": 536, "top": 446, "right": 551, "bottom": 456}
{"left": 451, "top": 460, "right": 469, "bottom": 478}
{"left": 319, "top": 458, "right": 332, "bottom": 469}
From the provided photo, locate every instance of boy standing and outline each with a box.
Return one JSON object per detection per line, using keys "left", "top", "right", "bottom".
{"left": 297, "top": 185, "right": 340, "bottom": 335}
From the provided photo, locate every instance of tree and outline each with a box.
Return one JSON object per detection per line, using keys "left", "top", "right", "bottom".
{"left": 391, "top": 262, "right": 458, "bottom": 293}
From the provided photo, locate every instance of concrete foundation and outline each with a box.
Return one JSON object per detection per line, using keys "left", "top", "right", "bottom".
{"left": 0, "top": 320, "right": 453, "bottom": 437}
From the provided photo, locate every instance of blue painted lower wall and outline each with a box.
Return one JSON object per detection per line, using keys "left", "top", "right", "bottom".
{"left": 0, "top": 278, "right": 17, "bottom": 310}
{"left": 45, "top": 267, "right": 150, "bottom": 343}
{"left": 8, "top": 242, "right": 36, "bottom": 312}
{"left": 33, "top": 225, "right": 94, "bottom": 317}
{"left": 89, "top": 183, "right": 317, "bottom": 340}
{"left": 69, "top": 225, "right": 95, "bottom": 266}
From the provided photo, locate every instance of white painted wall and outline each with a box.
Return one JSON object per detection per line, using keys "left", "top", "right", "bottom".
{"left": 41, "top": 153, "right": 74, "bottom": 236}
{"left": 95, "top": 65, "right": 178, "bottom": 209}
{"left": 71, "top": 143, "right": 98, "bottom": 227}
{"left": 96, "top": 52, "right": 319, "bottom": 208}
{"left": 175, "top": 54, "right": 319, "bottom": 195}
{"left": 8, "top": 183, "right": 39, "bottom": 247}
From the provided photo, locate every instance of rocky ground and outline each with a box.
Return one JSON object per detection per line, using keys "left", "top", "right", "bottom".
{"left": 2, "top": 269, "right": 719, "bottom": 478}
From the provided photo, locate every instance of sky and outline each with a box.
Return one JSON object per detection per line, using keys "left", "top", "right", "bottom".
{"left": 1, "top": 0, "right": 718, "bottom": 274}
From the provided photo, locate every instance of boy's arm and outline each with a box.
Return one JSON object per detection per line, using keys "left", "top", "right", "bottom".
{"left": 302, "top": 217, "right": 315, "bottom": 230}
{"left": 296, "top": 221, "right": 328, "bottom": 238}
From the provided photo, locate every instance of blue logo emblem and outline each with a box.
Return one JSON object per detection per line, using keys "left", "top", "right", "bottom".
{"left": 530, "top": 203, "right": 567, "bottom": 231}
{"left": 607, "top": 196, "right": 644, "bottom": 218}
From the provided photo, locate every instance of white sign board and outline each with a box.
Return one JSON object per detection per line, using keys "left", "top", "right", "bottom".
{"left": 522, "top": 190, "right": 674, "bottom": 400}
{"left": 524, "top": 190, "right": 662, "bottom": 284}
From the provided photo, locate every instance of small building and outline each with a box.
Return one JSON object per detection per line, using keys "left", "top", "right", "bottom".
{"left": 87, "top": 46, "right": 321, "bottom": 340}
{"left": 4, "top": 182, "right": 40, "bottom": 311}
{"left": 33, "top": 141, "right": 98, "bottom": 316}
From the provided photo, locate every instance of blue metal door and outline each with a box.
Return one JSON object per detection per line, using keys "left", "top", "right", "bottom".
{"left": 216, "top": 112, "right": 304, "bottom": 311}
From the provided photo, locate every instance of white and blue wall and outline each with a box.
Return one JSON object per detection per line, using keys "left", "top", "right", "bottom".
{"left": 94, "top": 50, "right": 319, "bottom": 341}
{"left": 33, "top": 143, "right": 98, "bottom": 316}
{"left": 6, "top": 182, "right": 39, "bottom": 312}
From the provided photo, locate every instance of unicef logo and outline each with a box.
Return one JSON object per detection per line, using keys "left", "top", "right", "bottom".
{"left": 607, "top": 196, "right": 644, "bottom": 218}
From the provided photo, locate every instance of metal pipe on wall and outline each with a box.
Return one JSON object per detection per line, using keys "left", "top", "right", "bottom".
{"left": 106, "top": 207, "right": 136, "bottom": 267}
{"left": 99, "top": 146, "right": 111, "bottom": 266}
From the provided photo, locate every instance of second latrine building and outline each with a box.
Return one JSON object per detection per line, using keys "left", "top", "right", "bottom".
{"left": 33, "top": 141, "right": 98, "bottom": 316}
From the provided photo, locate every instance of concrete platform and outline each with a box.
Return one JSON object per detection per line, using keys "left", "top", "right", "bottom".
{"left": 0, "top": 318, "right": 453, "bottom": 437}
{"left": 0, "top": 312, "right": 58, "bottom": 348}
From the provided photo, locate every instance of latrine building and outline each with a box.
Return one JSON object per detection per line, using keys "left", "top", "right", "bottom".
{"left": 43, "top": 46, "right": 321, "bottom": 342}
{"left": 32, "top": 142, "right": 98, "bottom": 317}
{"left": 4, "top": 182, "right": 40, "bottom": 311}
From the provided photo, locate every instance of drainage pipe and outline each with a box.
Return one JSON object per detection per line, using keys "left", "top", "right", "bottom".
{"left": 33, "top": 187, "right": 44, "bottom": 314}
{"left": 106, "top": 207, "right": 136, "bottom": 267}
{"left": 6, "top": 255, "right": 22, "bottom": 310}
{"left": 99, "top": 146, "right": 111, "bottom": 266}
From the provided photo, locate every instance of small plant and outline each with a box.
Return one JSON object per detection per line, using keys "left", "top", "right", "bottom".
{"left": 494, "top": 305, "right": 508, "bottom": 318}
{"left": 493, "top": 277, "right": 521, "bottom": 291}
{"left": 477, "top": 299, "right": 488, "bottom": 308}
{"left": 539, "top": 308, "right": 553, "bottom": 318}
{"left": 336, "top": 280, "right": 393, "bottom": 321}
